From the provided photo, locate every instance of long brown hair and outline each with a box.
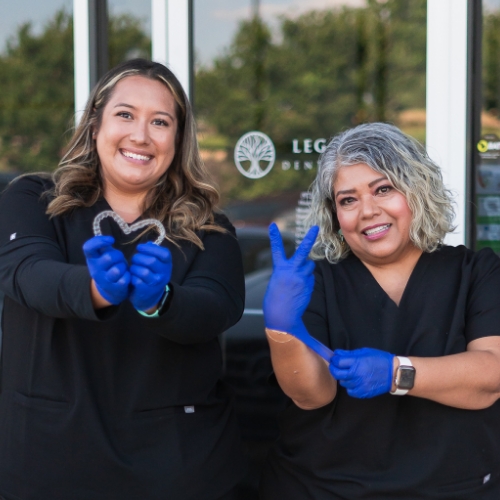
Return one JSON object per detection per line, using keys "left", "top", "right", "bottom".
{"left": 47, "top": 58, "right": 223, "bottom": 248}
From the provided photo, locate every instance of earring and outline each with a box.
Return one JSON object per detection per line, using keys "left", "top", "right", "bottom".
{"left": 338, "top": 229, "right": 344, "bottom": 243}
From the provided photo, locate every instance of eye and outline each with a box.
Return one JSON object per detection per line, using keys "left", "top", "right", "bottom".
{"left": 152, "top": 118, "right": 168, "bottom": 127}
{"left": 117, "top": 111, "right": 132, "bottom": 119}
{"left": 339, "top": 196, "right": 356, "bottom": 206}
{"left": 376, "top": 185, "right": 393, "bottom": 195}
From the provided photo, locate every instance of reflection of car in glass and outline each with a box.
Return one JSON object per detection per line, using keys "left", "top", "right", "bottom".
{"left": 223, "top": 226, "right": 295, "bottom": 498}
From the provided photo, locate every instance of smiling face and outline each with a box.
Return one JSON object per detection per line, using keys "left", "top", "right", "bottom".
{"left": 333, "top": 163, "right": 419, "bottom": 267}
{"left": 95, "top": 75, "right": 179, "bottom": 198}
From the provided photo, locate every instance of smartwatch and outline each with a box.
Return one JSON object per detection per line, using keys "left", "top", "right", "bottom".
{"left": 390, "top": 356, "right": 415, "bottom": 396}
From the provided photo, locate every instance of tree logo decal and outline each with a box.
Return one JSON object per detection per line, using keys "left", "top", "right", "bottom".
{"left": 234, "top": 131, "right": 276, "bottom": 179}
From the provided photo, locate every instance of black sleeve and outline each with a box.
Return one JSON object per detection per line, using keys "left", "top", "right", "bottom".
{"left": 465, "top": 248, "right": 500, "bottom": 343}
{"left": 139, "top": 215, "right": 245, "bottom": 345}
{"left": 0, "top": 176, "right": 99, "bottom": 320}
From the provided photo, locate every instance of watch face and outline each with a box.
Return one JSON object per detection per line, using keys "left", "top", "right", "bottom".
{"left": 397, "top": 366, "right": 416, "bottom": 390}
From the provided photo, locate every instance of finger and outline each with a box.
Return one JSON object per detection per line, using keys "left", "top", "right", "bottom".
{"left": 130, "top": 264, "right": 162, "bottom": 286}
{"left": 106, "top": 262, "right": 128, "bottom": 283}
{"left": 116, "top": 271, "right": 131, "bottom": 288}
{"left": 135, "top": 243, "right": 172, "bottom": 264}
{"left": 331, "top": 352, "right": 355, "bottom": 369}
{"left": 83, "top": 236, "right": 115, "bottom": 257}
{"left": 329, "top": 365, "right": 350, "bottom": 381}
{"left": 131, "top": 252, "right": 157, "bottom": 268}
{"left": 132, "top": 252, "right": 170, "bottom": 275}
{"left": 268, "top": 223, "right": 286, "bottom": 266}
{"left": 98, "top": 248, "right": 127, "bottom": 270}
{"left": 292, "top": 226, "right": 319, "bottom": 265}
{"left": 131, "top": 274, "right": 144, "bottom": 288}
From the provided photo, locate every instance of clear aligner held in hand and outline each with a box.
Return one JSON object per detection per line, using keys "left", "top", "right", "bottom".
{"left": 93, "top": 210, "right": 166, "bottom": 245}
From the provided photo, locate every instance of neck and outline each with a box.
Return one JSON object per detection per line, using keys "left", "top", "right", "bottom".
{"left": 103, "top": 183, "right": 146, "bottom": 223}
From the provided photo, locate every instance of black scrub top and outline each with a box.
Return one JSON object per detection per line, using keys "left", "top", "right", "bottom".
{"left": 0, "top": 176, "right": 246, "bottom": 500}
{"left": 261, "top": 247, "right": 500, "bottom": 500}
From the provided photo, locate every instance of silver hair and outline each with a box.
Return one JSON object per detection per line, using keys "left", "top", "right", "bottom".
{"left": 306, "top": 122, "right": 456, "bottom": 262}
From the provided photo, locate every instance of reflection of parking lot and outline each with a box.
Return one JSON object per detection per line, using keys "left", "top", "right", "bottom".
{"left": 222, "top": 228, "right": 295, "bottom": 497}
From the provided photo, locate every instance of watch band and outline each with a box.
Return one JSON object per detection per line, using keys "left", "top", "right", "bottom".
{"left": 390, "top": 356, "right": 413, "bottom": 396}
{"left": 138, "top": 284, "right": 170, "bottom": 318}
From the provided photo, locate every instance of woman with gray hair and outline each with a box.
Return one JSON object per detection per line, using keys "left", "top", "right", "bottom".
{"left": 260, "top": 122, "right": 500, "bottom": 499}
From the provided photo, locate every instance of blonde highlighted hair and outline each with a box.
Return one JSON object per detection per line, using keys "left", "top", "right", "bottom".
{"left": 307, "top": 122, "right": 455, "bottom": 262}
{"left": 47, "top": 58, "right": 223, "bottom": 249}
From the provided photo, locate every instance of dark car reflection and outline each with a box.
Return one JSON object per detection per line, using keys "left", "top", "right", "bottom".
{"left": 223, "top": 227, "right": 295, "bottom": 498}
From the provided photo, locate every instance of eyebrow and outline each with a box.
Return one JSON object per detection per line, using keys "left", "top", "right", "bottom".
{"left": 114, "top": 103, "right": 175, "bottom": 121}
{"left": 335, "top": 176, "right": 388, "bottom": 199}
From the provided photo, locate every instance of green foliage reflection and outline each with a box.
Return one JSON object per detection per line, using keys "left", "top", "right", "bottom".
{"left": 0, "top": 10, "right": 150, "bottom": 173}
{"left": 195, "top": 0, "right": 428, "bottom": 202}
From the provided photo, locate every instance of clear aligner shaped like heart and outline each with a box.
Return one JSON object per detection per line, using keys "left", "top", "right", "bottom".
{"left": 93, "top": 210, "right": 166, "bottom": 245}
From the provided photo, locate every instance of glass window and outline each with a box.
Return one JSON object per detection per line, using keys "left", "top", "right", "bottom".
{"left": 476, "top": 0, "right": 500, "bottom": 253}
{"left": 194, "top": 0, "right": 427, "bottom": 241}
{"left": 0, "top": 0, "right": 73, "bottom": 173}
{"left": 107, "top": 0, "right": 151, "bottom": 65}
{"left": 194, "top": 5, "right": 428, "bottom": 491}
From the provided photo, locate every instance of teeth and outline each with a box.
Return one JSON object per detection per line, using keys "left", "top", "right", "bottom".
{"left": 364, "top": 224, "right": 390, "bottom": 235}
{"left": 122, "top": 150, "right": 151, "bottom": 161}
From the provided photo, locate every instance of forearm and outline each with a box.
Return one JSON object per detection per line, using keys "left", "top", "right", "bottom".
{"left": 266, "top": 329, "right": 337, "bottom": 409}
{"left": 406, "top": 346, "right": 500, "bottom": 409}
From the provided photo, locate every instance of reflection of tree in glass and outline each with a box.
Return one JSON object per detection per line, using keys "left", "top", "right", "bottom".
{"left": 0, "top": 10, "right": 151, "bottom": 173}
{"left": 195, "top": 0, "right": 427, "bottom": 202}
{"left": 483, "top": 10, "right": 500, "bottom": 129}
{"left": 236, "top": 134, "right": 274, "bottom": 178}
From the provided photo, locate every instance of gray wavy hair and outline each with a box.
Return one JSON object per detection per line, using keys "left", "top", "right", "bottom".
{"left": 307, "top": 122, "right": 455, "bottom": 262}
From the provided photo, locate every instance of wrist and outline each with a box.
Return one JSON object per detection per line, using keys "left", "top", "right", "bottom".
{"left": 137, "top": 285, "right": 170, "bottom": 318}
{"left": 390, "top": 356, "right": 399, "bottom": 393}
{"left": 265, "top": 328, "right": 294, "bottom": 343}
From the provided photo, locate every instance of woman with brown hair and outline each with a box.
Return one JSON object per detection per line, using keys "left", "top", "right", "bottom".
{"left": 0, "top": 59, "right": 245, "bottom": 500}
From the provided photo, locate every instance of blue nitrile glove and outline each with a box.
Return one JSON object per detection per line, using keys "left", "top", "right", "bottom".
{"left": 329, "top": 348, "right": 395, "bottom": 399}
{"left": 129, "top": 242, "right": 172, "bottom": 311}
{"left": 83, "top": 235, "right": 131, "bottom": 305}
{"left": 263, "top": 224, "right": 333, "bottom": 362}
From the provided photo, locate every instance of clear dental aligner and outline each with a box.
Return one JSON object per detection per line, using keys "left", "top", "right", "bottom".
{"left": 93, "top": 210, "right": 166, "bottom": 245}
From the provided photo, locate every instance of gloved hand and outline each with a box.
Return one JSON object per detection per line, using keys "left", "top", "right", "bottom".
{"left": 83, "top": 235, "right": 131, "bottom": 305}
{"left": 129, "top": 242, "right": 172, "bottom": 311}
{"left": 329, "top": 348, "right": 395, "bottom": 399}
{"left": 263, "top": 223, "right": 319, "bottom": 340}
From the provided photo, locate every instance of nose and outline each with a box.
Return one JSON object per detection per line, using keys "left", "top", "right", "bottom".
{"left": 359, "top": 194, "right": 381, "bottom": 219}
{"left": 129, "top": 119, "right": 150, "bottom": 145}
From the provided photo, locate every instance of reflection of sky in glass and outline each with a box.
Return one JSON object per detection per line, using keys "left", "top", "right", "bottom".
{"left": 484, "top": 0, "right": 500, "bottom": 12}
{"left": 195, "top": 0, "right": 366, "bottom": 67}
{"left": 0, "top": 0, "right": 72, "bottom": 53}
{"left": 0, "top": 0, "right": 150, "bottom": 53}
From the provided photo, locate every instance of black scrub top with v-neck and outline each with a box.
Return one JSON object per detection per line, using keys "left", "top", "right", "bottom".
{"left": 261, "top": 247, "right": 500, "bottom": 500}
{"left": 0, "top": 176, "right": 246, "bottom": 500}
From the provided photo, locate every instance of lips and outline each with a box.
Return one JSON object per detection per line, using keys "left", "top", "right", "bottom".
{"left": 363, "top": 224, "right": 391, "bottom": 236}
{"left": 121, "top": 149, "right": 152, "bottom": 161}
